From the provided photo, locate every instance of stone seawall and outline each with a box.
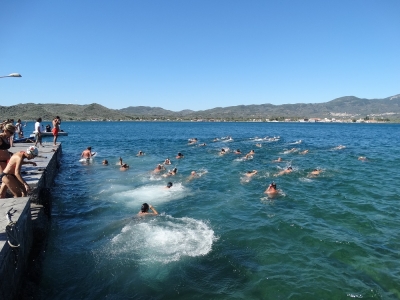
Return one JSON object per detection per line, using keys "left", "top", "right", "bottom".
{"left": 0, "top": 143, "right": 62, "bottom": 300}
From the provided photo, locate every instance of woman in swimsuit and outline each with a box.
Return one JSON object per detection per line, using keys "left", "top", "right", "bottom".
{"left": 0, "top": 146, "right": 38, "bottom": 198}
{"left": 0, "top": 123, "right": 15, "bottom": 173}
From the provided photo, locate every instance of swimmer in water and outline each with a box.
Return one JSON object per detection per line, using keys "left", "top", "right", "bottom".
{"left": 358, "top": 156, "right": 367, "bottom": 161}
{"left": 273, "top": 157, "right": 283, "bottom": 162}
{"left": 138, "top": 203, "right": 158, "bottom": 216}
{"left": 245, "top": 170, "right": 258, "bottom": 177}
{"left": 199, "top": 143, "right": 206, "bottom": 146}
{"left": 120, "top": 163, "right": 129, "bottom": 171}
{"left": 255, "top": 143, "right": 262, "bottom": 148}
{"left": 164, "top": 158, "right": 171, "bottom": 165}
{"left": 102, "top": 159, "right": 108, "bottom": 165}
{"left": 308, "top": 168, "right": 322, "bottom": 177}
{"left": 163, "top": 167, "right": 177, "bottom": 177}
{"left": 220, "top": 148, "right": 227, "bottom": 155}
{"left": 188, "top": 170, "right": 200, "bottom": 181}
{"left": 136, "top": 151, "right": 145, "bottom": 156}
{"left": 234, "top": 149, "right": 241, "bottom": 154}
{"left": 299, "top": 150, "right": 309, "bottom": 155}
{"left": 245, "top": 150, "right": 255, "bottom": 159}
{"left": 176, "top": 152, "right": 184, "bottom": 159}
{"left": 286, "top": 148, "right": 297, "bottom": 154}
{"left": 165, "top": 182, "right": 173, "bottom": 189}
{"left": 264, "top": 182, "right": 278, "bottom": 197}
{"left": 188, "top": 138, "right": 197, "bottom": 144}
{"left": 81, "top": 147, "right": 95, "bottom": 159}
{"left": 275, "top": 166, "right": 293, "bottom": 176}
{"left": 153, "top": 164, "right": 165, "bottom": 173}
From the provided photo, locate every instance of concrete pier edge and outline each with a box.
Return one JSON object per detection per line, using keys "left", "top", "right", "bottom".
{"left": 0, "top": 142, "right": 62, "bottom": 300}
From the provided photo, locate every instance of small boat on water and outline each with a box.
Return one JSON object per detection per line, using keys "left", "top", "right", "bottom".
{"left": 30, "top": 131, "right": 68, "bottom": 137}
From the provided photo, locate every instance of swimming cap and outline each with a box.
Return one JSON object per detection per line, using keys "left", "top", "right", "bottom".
{"left": 167, "top": 182, "right": 173, "bottom": 187}
{"left": 26, "top": 146, "right": 39, "bottom": 157}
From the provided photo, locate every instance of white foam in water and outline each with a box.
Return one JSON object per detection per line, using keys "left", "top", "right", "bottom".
{"left": 300, "top": 177, "right": 313, "bottom": 183}
{"left": 289, "top": 140, "right": 302, "bottom": 144}
{"left": 98, "top": 183, "right": 128, "bottom": 195}
{"left": 110, "top": 215, "right": 216, "bottom": 263}
{"left": 149, "top": 174, "right": 163, "bottom": 181}
{"left": 113, "top": 182, "right": 189, "bottom": 206}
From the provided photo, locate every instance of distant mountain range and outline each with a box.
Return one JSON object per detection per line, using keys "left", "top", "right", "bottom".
{"left": 2, "top": 95, "right": 400, "bottom": 121}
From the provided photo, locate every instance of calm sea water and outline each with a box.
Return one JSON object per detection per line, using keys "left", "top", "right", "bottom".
{"left": 34, "top": 122, "right": 400, "bottom": 299}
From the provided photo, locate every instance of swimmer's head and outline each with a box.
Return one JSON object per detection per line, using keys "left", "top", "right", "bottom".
{"left": 26, "top": 146, "right": 39, "bottom": 157}
{"left": 288, "top": 166, "right": 293, "bottom": 170}
{"left": 141, "top": 203, "right": 149, "bottom": 212}
{"left": 191, "top": 171, "right": 196, "bottom": 175}
{"left": 167, "top": 182, "right": 173, "bottom": 188}
{"left": 87, "top": 147, "right": 92, "bottom": 151}
{"left": 173, "top": 168, "right": 177, "bottom": 173}
{"left": 102, "top": 160, "right": 108, "bottom": 165}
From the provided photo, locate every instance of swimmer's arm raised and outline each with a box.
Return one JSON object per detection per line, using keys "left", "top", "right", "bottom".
{"left": 149, "top": 205, "right": 158, "bottom": 215}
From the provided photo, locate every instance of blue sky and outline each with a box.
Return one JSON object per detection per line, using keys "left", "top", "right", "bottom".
{"left": 1, "top": 0, "right": 399, "bottom": 111}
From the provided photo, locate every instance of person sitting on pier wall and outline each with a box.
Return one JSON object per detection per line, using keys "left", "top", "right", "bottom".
{"left": 0, "top": 123, "right": 15, "bottom": 173}
{"left": 0, "top": 146, "right": 38, "bottom": 198}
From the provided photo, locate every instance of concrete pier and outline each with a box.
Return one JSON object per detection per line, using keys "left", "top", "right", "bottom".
{"left": 0, "top": 142, "right": 61, "bottom": 300}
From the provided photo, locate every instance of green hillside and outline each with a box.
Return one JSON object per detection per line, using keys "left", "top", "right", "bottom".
{"left": 1, "top": 94, "right": 399, "bottom": 121}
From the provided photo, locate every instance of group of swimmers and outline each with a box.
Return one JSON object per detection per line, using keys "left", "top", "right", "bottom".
{"left": 78, "top": 135, "right": 368, "bottom": 214}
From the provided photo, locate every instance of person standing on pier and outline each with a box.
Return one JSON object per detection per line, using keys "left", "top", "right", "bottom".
{"left": 0, "top": 146, "right": 38, "bottom": 198}
{"left": 52, "top": 116, "right": 61, "bottom": 146}
{"left": 34, "top": 117, "right": 43, "bottom": 147}
{"left": 15, "top": 119, "right": 23, "bottom": 138}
